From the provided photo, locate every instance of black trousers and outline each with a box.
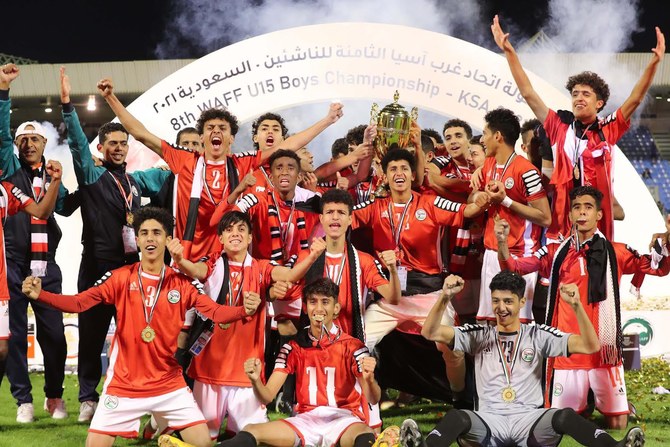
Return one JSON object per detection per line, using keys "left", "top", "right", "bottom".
{"left": 6, "top": 260, "right": 66, "bottom": 405}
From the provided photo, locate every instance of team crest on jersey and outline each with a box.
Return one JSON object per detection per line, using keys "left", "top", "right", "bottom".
{"left": 504, "top": 178, "right": 514, "bottom": 189}
{"left": 104, "top": 395, "right": 119, "bottom": 410}
{"left": 167, "top": 290, "right": 181, "bottom": 304}
{"left": 415, "top": 208, "right": 427, "bottom": 221}
{"left": 553, "top": 383, "right": 563, "bottom": 396}
{"left": 131, "top": 185, "right": 139, "bottom": 197}
{"left": 521, "top": 348, "right": 534, "bottom": 362}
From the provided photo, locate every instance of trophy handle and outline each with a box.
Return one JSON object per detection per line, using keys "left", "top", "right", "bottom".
{"left": 370, "top": 103, "right": 379, "bottom": 125}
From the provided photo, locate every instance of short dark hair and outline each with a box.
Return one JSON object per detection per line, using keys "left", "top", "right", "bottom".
{"left": 569, "top": 185, "right": 603, "bottom": 210}
{"left": 303, "top": 277, "right": 339, "bottom": 303}
{"left": 196, "top": 108, "right": 239, "bottom": 136}
{"left": 132, "top": 206, "right": 174, "bottom": 235}
{"left": 331, "top": 137, "right": 349, "bottom": 159}
{"left": 443, "top": 119, "right": 473, "bottom": 139}
{"left": 251, "top": 113, "right": 289, "bottom": 149}
{"left": 565, "top": 71, "right": 610, "bottom": 112}
{"left": 520, "top": 119, "right": 541, "bottom": 136}
{"left": 420, "top": 133, "right": 435, "bottom": 155}
{"left": 268, "top": 149, "right": 301, "bottom": 171}
{"left": 321, "top": 188, "right": 354, "bottom": 214}
{"left": 484, "top": 108, "right": 521, "bottom": 146}
{"left": 489, "top": 270, "right": 526, "bottom": 300}
{"left": 381, "top": 149, "right": 415, "bottom": 174}
{"left": 470, "top": 135, "right": 484, "bottom": 149}
{"left": 217, "top": 210, "right": 252, "bottom": 235}
{"left": 345, "top": 125, "right": 367, "bottom": 146}
{"left": 98, "top": 122, "right": 128, "bottom": 145}
{"left": 176, "top": 127, "right": 199, "bottom": 145}
{"left": 421, "top": 128, "right": 443, "bottom": 144}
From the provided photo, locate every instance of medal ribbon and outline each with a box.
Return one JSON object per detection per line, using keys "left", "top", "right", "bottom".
{"left": 324, "top": 249, "right": 348, "bottom": 286}
{"left": 138, "top": 265, "right": 166, "bottom": 327}
{"left": 202, "top": 163, "right": 229, "bottom": 206}
{"left": 387, "top": 195, "right": 413, "bottom": 248}
{"left": 227, "top": 262, "right": 246, "bottom": 307}
{"left": 488, "top": 152, "right": 516, "bottom": 184}
{"left": 270, "top": 191, "right": 296, "bottom": 258}
{"left": 108, "top": 172, "right": 134, "bottom": 218}
{"left": 571, "top": 121, "right": 595, "bottom": 181}
{"left": 494, "top": 326, "right": 523, "bottom": 389}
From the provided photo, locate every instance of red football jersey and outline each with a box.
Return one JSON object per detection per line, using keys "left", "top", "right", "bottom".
{"left": 543, "top": 109, "right": 629, "bottom": 240}
{"left": 0, "top": 182, "right": 33, "bottom": 300}
{"left": 480, "top": 155, "right": 546, "bottom": 256}
{"left": 274, "top": 327, "right": 370, "bottom": 420}
{"left": 504, "top": 238, "right": 670, "bottom": 369}
{"left": 161, "top": 140, "right": 262, "bottom": 261}
{"left": 351, "top": 191, "right": 465, "bottom": 274}
{"left": 188, "top": 253, "right": 275, "bottom": 386}
{"left": 38, "top": 263, "right": 247, "bottom": 398}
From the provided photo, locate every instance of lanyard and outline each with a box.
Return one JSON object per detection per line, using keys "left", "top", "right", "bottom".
{"left": 137, "top": 265, "right": 166, "bottom": 327}
{"left": 571, "top": 121, "right": 595, "bottom": 180}
{"left": 202, "top": 162, "right": 229, "bottom": 206}
{"left": 387, "top": 195, "right": 413, "bottom": 247}
{"left": 270, "top": 192, "right": 296, "bottom": 246}
{"left": 227, "top": 265, "right": 245, "bottom": 307}
{"left": 489, "top": 152, "right": 516, "bottom": 183}
{"left": 260, "top": 166, "right": 273, "bottom": 188}
{"left": 325, "top": 250, "right": 348, "bottom": 286}
{"left": 495, "top": 326, "right": 523, "bottom": 389}
{"left": 108, "top": 172, "right": 133, "bottom": 214}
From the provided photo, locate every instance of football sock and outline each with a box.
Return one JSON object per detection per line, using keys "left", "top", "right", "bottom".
{"left": 551, "top": 408, "right": 618, "bottom": 446}
{"left": 425, "top": 409, "right": 471, "bottom": 447}
{"left": 353, "top": 432, "right": 376, "bottom": 447}
{"left": 216, "top": 430, "right": 256, "bottom": 447}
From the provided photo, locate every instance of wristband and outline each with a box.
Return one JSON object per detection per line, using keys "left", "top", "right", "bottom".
{"left": 501, "top": 196, "right": 513, "bottom": 208}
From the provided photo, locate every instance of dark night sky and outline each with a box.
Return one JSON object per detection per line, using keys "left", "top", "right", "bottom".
{"left": 2, "top": 0, "right": 667, "bottom": 64}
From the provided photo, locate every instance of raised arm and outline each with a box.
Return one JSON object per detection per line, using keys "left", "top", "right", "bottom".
{"left": 167, "top": 239, "right": 208, "bottom": 281}
{"left": 271, "top": 237, "right": 326, "bottom": 283}
{"left": 22, "top": 160, "right": 63, "bottom": 219}
{"left": 359, "top": 356, "right": 381, "bottom": 404}
{"left": 491, "top": 15, "right": 549, "bottom": 122}
{"left": 245, "top": 357, "right": 286, "bottom": 404}
{"left": 620, "top": 27, "right": 665, "bottom": 121}
{"left": 281, "top": 102, "right": 344, "bottom": 151}
{"left": 314, "top": 143, "right": 371, "bottom": 181}
{"left": 375, "top": 250, "right": 401, "bottom": 305}
{"left": 421, "top": 275, "right": 463, "bottom": 346}
{"left": 23, "top": 276, "right": 104, "bottom": 313}
{"left": 98, "top": 78, "right": 163, "bottom": 156}
{"left": 0, "top": 64, "right": 21, "bottom": 179}
{"left": 561, "top": 284, "right": 600, "bottom": 355}
{"left": 486, "top": 179, "right": 551, "bottom": 227}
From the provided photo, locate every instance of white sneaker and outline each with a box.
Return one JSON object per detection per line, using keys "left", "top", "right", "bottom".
{"left": 16, "top": 403, "right": 34, "bottom": 423}
{"left": 44, "top": 398, "right": 68, "bottom": 419}
{"left": 78, "top": 400, "right": 97, "bottom": 422}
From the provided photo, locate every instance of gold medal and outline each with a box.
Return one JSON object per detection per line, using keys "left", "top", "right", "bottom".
{"left": 501, "top": 386, "right": 516, "bottom": 403}
{"left": 219, "top": 323, "right": 231, "bottom": 330}
{"left": 141, "top": 326, "right": 156, "bottom": 343}
{"left": 126, "top": 212, "right": 134, "bottom": 225}
{"left": 573, "top": 164, "right": 580, "bottom": 181}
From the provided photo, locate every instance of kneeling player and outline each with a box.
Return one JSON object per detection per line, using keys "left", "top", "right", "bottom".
{"left": 159, "top": 277, "right": 380, "bottom": 447}
{"left": 414, "top": 271, "right": 644, "bottom": 447}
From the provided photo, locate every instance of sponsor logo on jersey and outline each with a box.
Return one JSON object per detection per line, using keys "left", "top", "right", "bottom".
{"left": 521, "top": 348, "right": 534, "bottom": 362}
{"left": 104, "top": 395, "right": 119, "bottom": 410}
{"left": 553, "top": 383, "right": 563, "bottom": 396}
{"left": 167, "top": 290, "right": 181, "bottom": 304}
{"left": 504, "top": 177, "right": 514, "bottom": 189}
{"left": 129, "top": 281, "right": 139, "bottom": 291}
{"left": 415, "top": 208, "right": 427, "bottom": 221}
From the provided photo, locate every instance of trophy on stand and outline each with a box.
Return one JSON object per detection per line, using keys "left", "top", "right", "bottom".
{"left": 370, "top": 90, "right": 418, "bottom": 198}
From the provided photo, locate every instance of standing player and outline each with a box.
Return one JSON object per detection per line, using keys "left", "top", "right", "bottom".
{"left": 0, "top": 160, "right": 63, "bottom": 388}
{"left": 159, "top": 277, "right": 381, "bottom": 447}
{"left": 352, "top": 149, "right": 487, "bottom": 404}
{"left": 473, "top": 108, "right": 551, "bottom": 323}
{"left": 415, "top": 271, "right": 645, "bottom": 447}
{"left": 426, "top": 119, "right": 474, "bottom": 203}
{"left": 497, "top": 186, "right": 670, "bottom": 429}
{"left": 491, "top": 15, "right": 665, "bottom": 240}
{"left": 22, "top": 206, "right": 262, "bottom": 447}
{"left": 167, "top": 210, "right": 326, "bottom": 440}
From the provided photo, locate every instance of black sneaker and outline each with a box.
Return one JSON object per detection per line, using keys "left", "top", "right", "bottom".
{"left": 274, "top": 392, "right": 293, "bottom": 415}
{"left": 400, "top": 419, "right": 424, "bottom": 447}
{"left": 619, "top": 426, "right": 645, "bottom": 447}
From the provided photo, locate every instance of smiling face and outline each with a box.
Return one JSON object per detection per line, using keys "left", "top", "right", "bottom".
{"left": 296, "top": 147, "right": 315, "bottom": 172}
{"left": 571, "top": 84, "right": 603, "bottom": 123}
{"left": 492, "top": 290, "right": 525, "bottom": 328}
{"left": 305, "top": 293, "right": 340, "bottom": 330}
{"left": 569, "top": 193, "right": 602, "bottom": 236}
{"left": 385, "top": 159, "right": 414, "bottom": 195}
{"left": 218, "top": 219, "right": 253, "bottom": 256}
{"left": 469, "top": 143, "right": 486, "bottom": 168}
{"left": 254, "top": 119, "right": 285, "bottom": 152}
{"left": 320, "top": 202, "right": 352, "bottom": 240}
{"left": 201, "top": 118, "right": 234, "bottom": 160}
{"left": 15, "top": 129, "right": 46, "bottom": 166}
{"left": 443, "top": 126, "right": 469, "bottom": 161}
{"left": 98, "top": 130, "right": 129, "bottom": 166}
{"left": 270, "top": 156, "right": 300, "bottom": 196}
{"left": 136, "top": 219, "right": 170, "bottom": 263}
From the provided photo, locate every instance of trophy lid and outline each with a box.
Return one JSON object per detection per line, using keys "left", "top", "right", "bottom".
{"left": 379, "top": 90, "right": 410, "bottom": 116}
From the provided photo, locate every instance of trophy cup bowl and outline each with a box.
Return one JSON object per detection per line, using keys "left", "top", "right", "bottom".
{"left": 370, "top": 90, "right": 418, "bottom": 198}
